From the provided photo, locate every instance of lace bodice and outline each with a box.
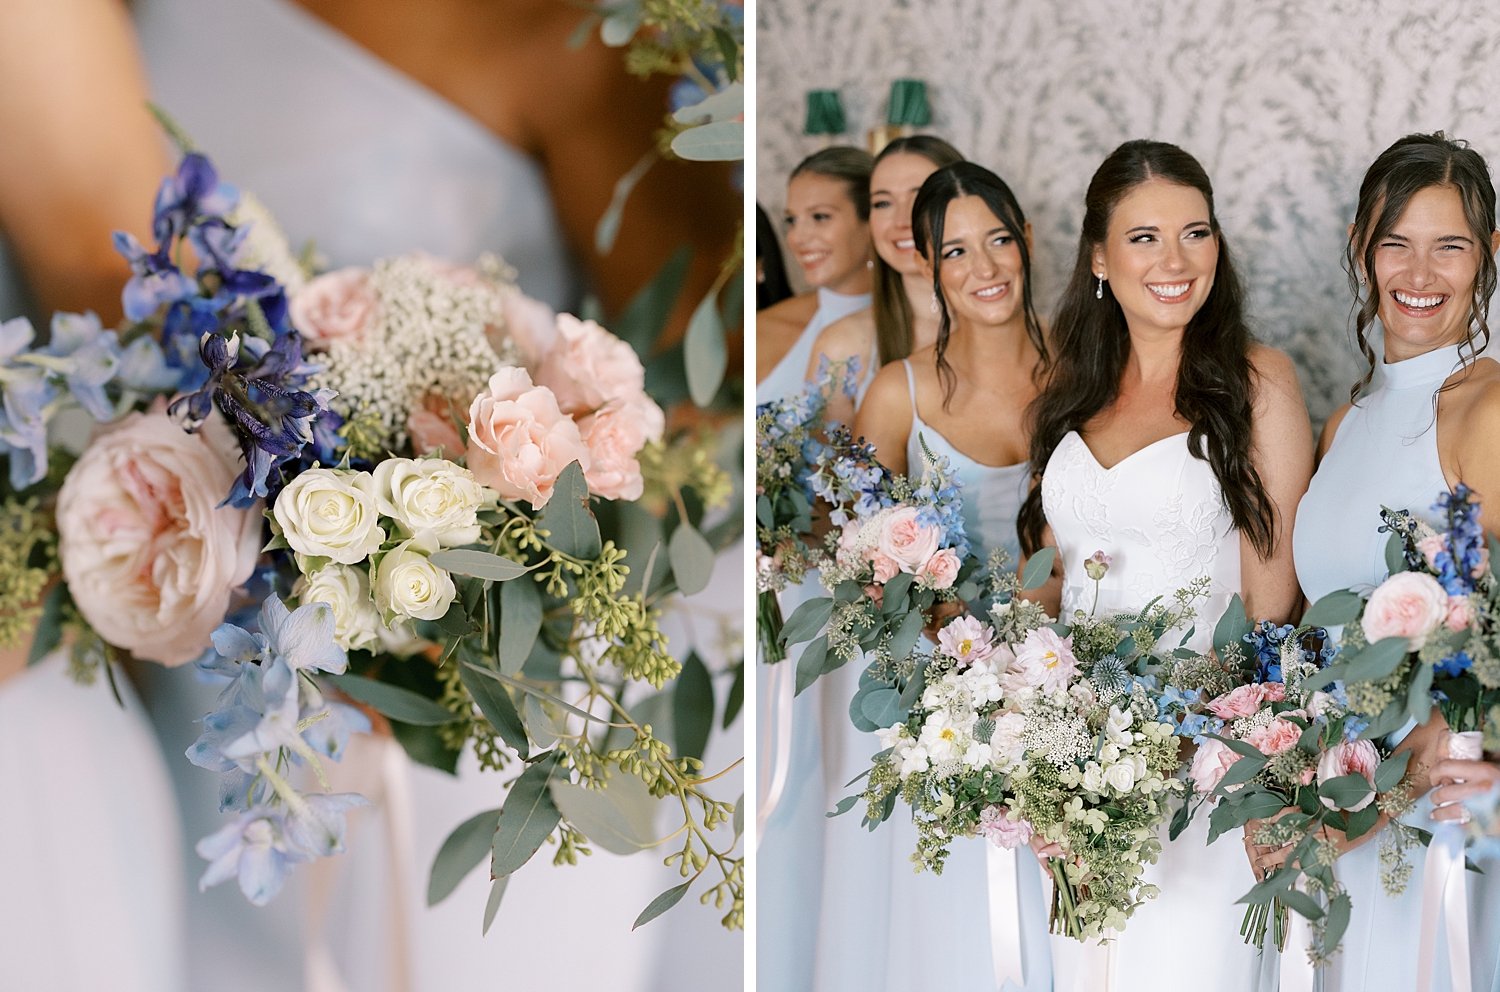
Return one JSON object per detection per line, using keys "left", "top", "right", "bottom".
{"left": 1041, "top": 430, "right": 1241, "bottom": 650}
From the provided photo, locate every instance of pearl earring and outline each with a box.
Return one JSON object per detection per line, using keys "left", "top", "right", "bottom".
{"left": 929, "top": 292, "right": 941, "bottom": 315}
{"left": 1095, "top": 276, "right": 1104, "bottom": 300}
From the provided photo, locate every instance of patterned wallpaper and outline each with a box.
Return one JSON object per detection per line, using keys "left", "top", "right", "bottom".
{"left": 755, "top": 0, "right": 1500, "bottom": 425}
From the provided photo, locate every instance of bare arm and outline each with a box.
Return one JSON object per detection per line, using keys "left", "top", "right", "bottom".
{"left": 852, "top": 361, "right": 913, "bottom": 476}
{"left": 1238, "top": 346, "right": 1314, "bottom": 624}
{"left": 1445, "top": 381, "right": 1500, "bottom": 541}
{"left": 805, "top": 309, "right": 875, "bottom": 429}
{"left": 0, "top": 0, "right": 167, "bottom": 321}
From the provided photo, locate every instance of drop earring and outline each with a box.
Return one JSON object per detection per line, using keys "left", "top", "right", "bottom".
{"left": 929, "top": 292, "right": 941, "bottom": 315}
{"left": 1095, "top": 276, "right": 1104, "bottom": 300}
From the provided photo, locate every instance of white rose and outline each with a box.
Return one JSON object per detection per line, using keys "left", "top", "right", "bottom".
{"left": 1103, "top": 761, "right": 1138, "bottom": 794}
{"left": 989, "top": 713, "right": 1027, "bottom": 768}
{"left": 1081, "top": 762, "right": 1105, "bottom": 794}
{"left": 373, "top": 457, "right": 491, "bottom": 547}
{"left": 274, "top": 468, "right": 384, "bottom": 564}
{"left": 373, "top": 535, "right": 457, "bottom": 621}
{"left": 294, "top": 564, "right": 381, "bottom": 651}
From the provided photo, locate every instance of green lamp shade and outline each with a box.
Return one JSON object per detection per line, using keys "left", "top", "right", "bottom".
{"left": 887, "top": 79, "right": 931, "bottom": 127}
{"left": 804, "top": 90, "right": 846, "bottom": 136}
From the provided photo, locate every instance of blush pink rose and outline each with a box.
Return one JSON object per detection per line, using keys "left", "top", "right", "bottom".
{"left": 978, "top": 806, "right": 1033, "bottom": 850}
{"left": 864, "top": 583, "right": 885, "bottom": 608}
{"left": 919, "top": 547, "right": 961, "bottom": 589}
{"left": 289, "top": 268, "right": 377, "bottom": 347}
{"left": 1316, "top": 739, "right": 1381, "bottom": 811}
{"left": 1245, "top": 716, "right": 1303, "bottom": 757}
{"left": 499, "top": 291, "right": 560, "bottom": 367}
{"left": 870, "top": 553, "right": 900, "bottom": 584}
{"left": 465, "top": 367, "right": 590, "bottom": 508}
{"left": 1190, "top": 737, "right": 1239, "bottom": 796}
{"left": 407, "top": 394, "right": 465, "bottom": 457}
{"left": 1445, "top": 595, "right": 1476, "bottom": 633}
{"left": 534, "top": 314, "right": 646, "bottom": 415}
{"left": 1363, "top": 571, "right": 1448, "bottom": 648}
{"left": 876, "top": 506, "right": 941, "bottom": 573}
{"left": 57, "top": 410, "right": 261, "bottom": 666}
{"left": 1206, "top": 681, "right": 1285, "bottom": 720}
{"left": 577, "top": 398, "right": 665, "bottom": 501}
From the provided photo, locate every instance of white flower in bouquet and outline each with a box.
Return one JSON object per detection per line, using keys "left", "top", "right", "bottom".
{"left": 1006, "top": 627, "right": 1081, "bottom": 695}
{"left": 273, "top": 467, "right": 385, "bottom": 564}
{"left": 293, "top": 563, "right": 382, "bottom": 652}
{"left": 373, "top": 535, "right": 457, "bottom": 622}
{"left": 373, "top": 456, "right": 492, "bottom": 547}
{"left": 988, "top": 712, "right": 1027, "bottom": 770}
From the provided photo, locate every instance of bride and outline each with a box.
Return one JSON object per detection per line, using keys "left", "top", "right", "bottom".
{"left": 1016, "top": 139, "right": 1313, "bottom": 992}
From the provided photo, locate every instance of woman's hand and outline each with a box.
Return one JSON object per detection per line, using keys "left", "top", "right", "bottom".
{"left": 1430, "top": 758, "right": 1500, "bottom": 823}
{"left": 1028, "top": 834, "right": 1064, "bottom": 859}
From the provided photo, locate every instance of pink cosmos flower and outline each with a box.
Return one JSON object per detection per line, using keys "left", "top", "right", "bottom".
{"left": 937, "top": 615, "right": 997, "bottom": 668}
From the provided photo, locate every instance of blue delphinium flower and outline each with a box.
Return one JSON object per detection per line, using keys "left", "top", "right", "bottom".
{"left": 152, "top": 152, "right": 238, "bottom": 244}
{"left": 1436, "top": 650, "right": 1474, "bottom": 678}
{"left": 38, "top": 312, "right": 121, "bottom": 420}
{"left": 1429, "top": 485, "right": 1487, "bottom": 595}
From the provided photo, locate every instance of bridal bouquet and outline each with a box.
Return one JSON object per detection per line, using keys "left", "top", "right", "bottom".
{"left": 779, "top": 435, "right": 981, "bottom": 696}
{"left": 754, "top": 359, "right": 859, "bottom": 663}
{"left": 9, "top": 148, "right": 741, "bottom": 928}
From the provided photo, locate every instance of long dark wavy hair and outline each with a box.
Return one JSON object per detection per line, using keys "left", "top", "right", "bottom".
{"left": 1345, "top": 132, "right": 1498, "bottom": 402}
{"left": 910, "top": 161, "right": 1048, "bottom": 410}
{"left": 1017, "top": 139, "right": 1276, "bottom": 558}
{"left": 871, "top": 135, "right": 965, "bottom": 365}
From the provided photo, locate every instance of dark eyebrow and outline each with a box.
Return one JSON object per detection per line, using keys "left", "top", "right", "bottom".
{"left": 1437, "top": 234, "right": 1476, "bottom": 245}
{"left": 941, "top": 226, "right": 1010, "bottom": 248}
{"left": 1125, "top": 225, "right": 1159, "bottom": 236}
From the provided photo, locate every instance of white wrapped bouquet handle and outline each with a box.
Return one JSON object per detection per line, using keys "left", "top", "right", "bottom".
{"left": 1417, "top": 729, "right": 1481, "bottom": 992}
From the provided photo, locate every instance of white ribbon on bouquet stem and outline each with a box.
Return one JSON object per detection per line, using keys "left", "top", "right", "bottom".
{"left": 756, "top": 658, "right": 796, "bottom": 841}
{"left": 986, "top": 844, "right": 1026, "bottom": 990}
{"left": 1417, "top": 729, "right": 1481, "bottom": 992}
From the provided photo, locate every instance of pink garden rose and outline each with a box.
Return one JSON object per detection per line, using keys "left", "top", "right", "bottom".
{"left": 1363, "top": 571, "right": 1448, "bottom": 648}
{"left": 1206, "top": 681, "right": 1285, "bottom": 721}
{"left": 1245, "top": 715, "right": 1303, "bottom": 757}
{"left": 1008, "top": 627, "right": 1079, "bottom": 694}
{"left": 876, "top": 506, "right": 942, "bottom": 574}
{"left": 57, "top": 410, "right": 261, "bottom": 666}
{"left": 920, "top": 547, "right": 961, "bottom": 589}
{"left": 465, "top": 367, "right": 589, "bottom": 508}
{"left": 1316, "top": 739, "right": 1381, "bottom": 811}
{"left": 978, "top": 805, "right": 1033, "bottom": 850}
{"left": 498, "top": 290, "right": 560, "bottom": 367}
{"left": 289, "top": 268, "right": 377, "bottom": 347}
{"left": 407, "top": 394, "right": 465, "bottom": 457}
{"left": 534, "top": 314, "right": 647, "bottom": 414}
{"left": 1190, "top": 737, "right": 1239, "bottom": 796}
{"left": 577, "top": 398, "right": 666, "bottom": 501}
{"left": 870, "top": 553, "right": 900, "bottom": 584}
{"left": 937, "top": 615, "right": 997, "bottom": 667}
{"left": 1445, "top": 595, "right": 1477, "bottom": 633}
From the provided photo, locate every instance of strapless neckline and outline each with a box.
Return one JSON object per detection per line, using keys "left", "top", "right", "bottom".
{"left": 1064, "top": 429, "right": 1191, "bottom": 474}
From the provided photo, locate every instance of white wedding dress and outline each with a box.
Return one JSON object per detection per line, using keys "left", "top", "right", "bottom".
{"left": 1041, "top": 429, "right": 1274, "bottom": 992}
{"left": 133, "top": 1, "right": 740, "bottom": 989}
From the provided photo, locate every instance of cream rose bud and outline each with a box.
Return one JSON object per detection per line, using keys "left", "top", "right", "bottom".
{"left": 373, "top": 535, "right": 457, "bottom": 622}
{"left": 373, "top": 457, "right": 490, "bottom": 547}
{"left": 465, "top": 367, "right": 590, "bottom": 508}
{"left": 273, "top": 468, "right": 385, "bottom": 564}
{"left": 1362, "top": 570, "right": 1448, "bottom": 648}
{"left": 294, "top": 564, "right": 381, "bottom": 651}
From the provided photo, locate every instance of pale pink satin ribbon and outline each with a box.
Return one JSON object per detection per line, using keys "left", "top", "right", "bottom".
{"left": 1417, "top": 730, "right": 1481, "bottom": 992}
{"left": 756, "top": 659, "right": 796, "bottom": 842}
{"left": 986, "top": 845, "right": 1025, "bottom": 990}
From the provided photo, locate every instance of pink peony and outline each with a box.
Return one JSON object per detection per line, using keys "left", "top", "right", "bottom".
{"left": 577, "top": 398, "right": 665, "bottom": 501}
{"left": 876, "top": 506, "right": 941, "bottom": 574}
{"left": 499, "top": 291, "right": 560, "bottom": 367}
{"left": 1009, "top": 627, "right": 1079, "bottom": 694}
{"left": 920, "top": 547, "right": 960, "bottom": 589}
{"left": 465, "top": 367, "right": 590, "bottom": 508}
{"left": 1207, "top": 681, "right": 1283, "bottom": 720}
{"left": 1362, "top": 570, "right": 1448, "bottom": 648}
{"left": 57, "top": 410, "right": 261, "bottom": 666}
{"left": 978, "top": 806, "right": 1033, "bottom": 850}
{"left": 1316, "top": 739, "right": 1381, "bottom": 811}
{"left": 1190, "top": 737, "right": 1239, "bottom": 796}
{"left": 1245, "top": 716, "right": 1303, "bottom": 756}
{"left": 1445, "top": 595, "right": 1476, "bottom": 633}
{"left": 407, "top": 394, "right": 465, "bottom": 457}
{"left": 534, "top": 314, "right": 646, "bottom": 415}
{"left": 289, "top": 268, "right": 377, "bottom": 347}
{"left": 937, "top": 615, "right": 997, "bottom": 667}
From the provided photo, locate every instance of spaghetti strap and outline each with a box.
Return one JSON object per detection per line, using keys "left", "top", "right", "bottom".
{"left": 901, "top": 358, "right": 917, "bottom": 408}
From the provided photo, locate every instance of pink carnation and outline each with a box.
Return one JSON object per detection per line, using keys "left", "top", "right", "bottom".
{"left": 1316, "top": 739, "right": 1381, "bottom": 811}
{"left": 407, "top": 394, "right": 464, "bottom": 457}
{"left": 56, "top": 410, "right": 261, "bottom": 666}
{"left": 1190, "top": 737, "right": 1239, "bottom": 796}
{"left": 876, "top": 506, "right": 941, "bottom": 573}
{"left": 289, "top": 268, "right": 377, "bottom": 347}
{"left": 1207, "top": 681, "right": 1283, "bottom": 720}
{"left": 465, "top": 367, "right": 590, "bottom": 508}
{"left": 1245, "top": 716, "right": 1303, "bottom": 757}
{"left": 978, "top": 806, "right": 1033, "bottom": 850}
{"left": 920, "top": 547, "right": 960, "bottom": 589}
{"left": 1363, "top": 570, "right": 1448, "bottom": 648}
{"left": 534, "top": 314, "right": 646, "bottom": 414}
{"left": 937, "top": 615, "right": 997, "bottom": 667}
{"left": 577, "top": 399, "right": 665, "bottom": 501}
{"left": 499, "top": 291, "right": 559, "bottom": 367}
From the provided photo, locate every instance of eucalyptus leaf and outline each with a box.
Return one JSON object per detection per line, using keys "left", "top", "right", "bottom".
{"left": 463, "top": 663, "right": 612, "bottom": 726}
{"left": 722, "top": 661, "right": 744, "bottom": 729}
{"left": 538, "top": 462, "right": 600, "bottom": 558}
{"left": 848, "top": 681, "right": 883, "bottom": 733}
{"left": 670, "top": 120, "right": 744, "bottom": 162}
{"left": 897, "top": 659, "right": 928, "bottom": 715}
{"left": 458, "top": 663, "right": 529, "bottom": 757}
{"left": 430, "top": 548, "right": 529, "bottom": 582}
{"left": 427, "top": 807, "right": 502, "bottom": 906}
{"left": 1209, "top": 734, "right": 1270, "bottom": 761}
{"left": 324, "top": 674, "right": 455, "bottom": 726}
{"left": 481, "top": 876, "right": 509, "bottom": 936}
{"left": 1233, "top": 790, "right": 1291, "bottom": 823}
{"left": 595, "top": 151, "right": 656, "bottom": 254}
{"left": 668, "top": 522, "right": 715, "bottom": 596}
{"left": 672, "top": 651, "right": 714, "bottom": 762}
{"left": 552, "top": 774, "right": 661, "bottom": 855}
{"left": 1280, "top": 887, "right": 1325, "bottom": 921}
{"left": 712, "top": 27, "right": 739, "bottom": 81}
{"left": 733, "top": 793, "right": 744, "bottom": 838}
{"left": 523, "top": 693, "right": 559, "bottom": 749}
{"left": 498, "top": 578, "right": 543, "bottom": 676}
{"left": 633, "top": 881, "right": 692, "bottom": 930}
{"left": 1373, "top": 750, "right": 1413, "bottom": 793}
{"left": 1302, "top": 589, "right": 1365, "bottom": 628}
{"left": 671, "top": 81, "right": 743, "bottom": 125}
{"left": 1318, "top": 773, "right": 1374, "bottom": 810}
{"left": 828, "top": 795, "right": 860, "bottom": 818}
{"left": 1385, "top": 531, "right": 1408, "bottom": 575}
{"left": 794, "top": 635, "right": 829, "bottom": 696}
{"left": 1406, "top": 662, "right": 1436, "bottom": 725}
{"left": 781, "top": 596, "right": 833, "bottom": 647}
{"left": 614, "top": 245, "right": 692, "bottom": 353}
{"left": 599, "top": 2, "right": 640, "bottom": 46}
{"left": 491, "top": 755, "right": 562, "bottom": 878}
{"left": 1343, "top": 800, "right": 1380, "bottom": 841}
{"left": 1234, "top": 865, "right": 1297, "bottom": 904}
{"left": 26, "top": 582, "right": 66, "bottom": 666}
{"left": 1323, "top": 893, "right": 1352, "bottom": 953}
{"left": 1214, "top": 754, "right": 1268, "bottom": 792}
{"left": 1020, "top": 547, "right": 1056, "bottom": 590}
{"left": 881, "top": 573, "right": 914, "bottom": 613}
{"left": 860, "top": 687, "right": 903, "bottom": 729}
{"left": 1213, "top": 595, "right": 1252, "bottom": 657}
{"left": 1344, "top": 638, "right": 1411, "bottom": 683}
{"left": 887, "top": 610, "right": 924, "bottom": 665}
{"left": 684, "top": 287, "right": 727, "bottom": 406}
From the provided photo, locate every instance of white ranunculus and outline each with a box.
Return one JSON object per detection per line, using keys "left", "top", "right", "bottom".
{"left": 1103, "top": 760, "right": 1138, "bottom": 794}
{"left": 373, "top": 535, "right": 457, "bottom": 621}
{"left": 294, "top": 563, "right": 381, "bottom": 651}
{"left": 373, "top": 457, "right": 491, "bottom": 547}
{"left": 273, "top": 468, "right": 384, "bottom": 564}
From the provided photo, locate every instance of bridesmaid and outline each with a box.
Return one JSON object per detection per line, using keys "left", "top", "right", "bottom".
{"left": 1291, "top": 131, "right": 1500, "bottom": 992}
{"left": 821, "top": 161, "right": 1050, "bottom": 992}
{"left": 756, "top": 146, "right": 874, "bottom": 406}
{"left": 1017, "top": 139, "right": 1313, "bottom": 992}
{"left": 804, "top": 135, "right": 964, "bottom": 425}
{"left": 755, "top": 144, "right": 873, "bottom": 992}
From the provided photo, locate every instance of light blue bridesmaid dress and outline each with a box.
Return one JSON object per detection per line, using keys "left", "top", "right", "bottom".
{"left": 756, "top": 285, "right": 871, "bottom": 992}
{"left": 808, "top": 358, "right": 1050, "bottom": 992}
{"left": 1295, "top": 340, "right": 1500, "bottom": 992}
{"left": 133, "top": 1, "right": 739, "bottom": 990}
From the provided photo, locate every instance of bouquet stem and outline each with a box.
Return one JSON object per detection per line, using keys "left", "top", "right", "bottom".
{"left": 1047, "top": 857, "right": 1087, "bottom": 941}
{"left": 758, "top": 589, "right": 786, "bottom": 665}
{"left": 1240, "top": 898, "right": 1288, "bottom": 950}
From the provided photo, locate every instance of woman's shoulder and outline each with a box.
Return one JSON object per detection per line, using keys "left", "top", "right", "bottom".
{"left": 1247, "top": 342, "right": 1308, "bottom": 409}
{"left": 813, "top": 307, "right": 875, "bottom": 357}
{"left": 758, "top": 291, "right": 819, "bottom": 332}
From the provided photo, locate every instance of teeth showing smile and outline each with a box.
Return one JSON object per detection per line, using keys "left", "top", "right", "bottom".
{"left": 1394, "top": 290, "right": 1446, "bottom": 309}
{"left": 895, "top": 239, "right": 915, "bottom": 250}
{"left": 1147, "top": 281, "right": 1191, "bottom": 301}
{"left": 798, "top": 251, "right": 829, "bottom": 267}
{"left": 974, "top": 284, "right": 1008, "bottom": 300}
